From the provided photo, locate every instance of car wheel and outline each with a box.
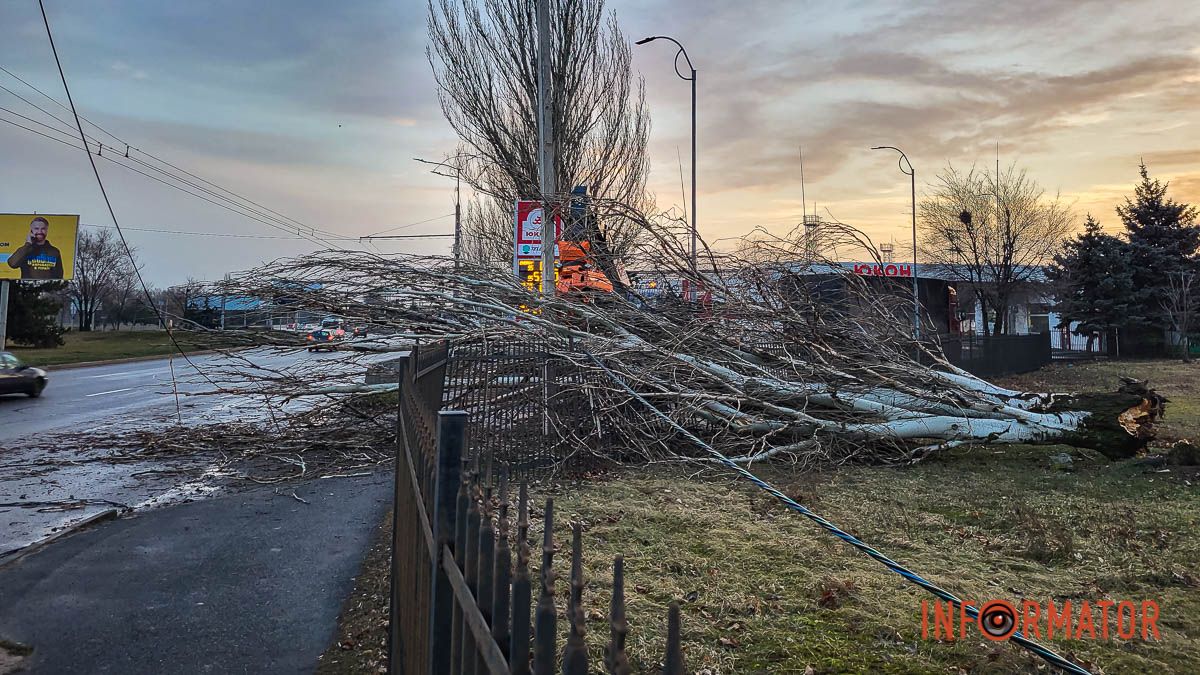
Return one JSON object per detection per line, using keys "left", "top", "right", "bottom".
{"left": 28, "top": 378, "right": 46, "bottom": 398}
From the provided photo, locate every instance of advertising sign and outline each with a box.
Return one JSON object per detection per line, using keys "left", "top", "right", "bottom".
{"left": 0, "top": 213, "right": 79, "bottom": 280}
{"left": 513, "top": 200, "right": 561, "bottom": 261}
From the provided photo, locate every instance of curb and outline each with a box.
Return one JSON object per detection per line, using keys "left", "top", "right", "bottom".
{"left": 0, "top": 508, "right": 121, "bottom": 569}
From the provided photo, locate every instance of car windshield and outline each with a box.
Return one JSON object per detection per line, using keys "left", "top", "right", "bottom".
{"left": 1, "top": 353, "right": 22, "bottom": 368}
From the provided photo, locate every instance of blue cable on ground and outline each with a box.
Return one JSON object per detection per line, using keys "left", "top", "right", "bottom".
{"left": 583, "top": 351, "right": 1093, "bottom": 675}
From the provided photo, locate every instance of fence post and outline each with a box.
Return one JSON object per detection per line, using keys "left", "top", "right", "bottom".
{"left": 663, "top": 602, "right": 684, "bottom": 675}
{"left": 429, "top": 410, "right": 468, "bottom": 674}
{"left": 388, "top": 355, "right": 412, "bottom": 675}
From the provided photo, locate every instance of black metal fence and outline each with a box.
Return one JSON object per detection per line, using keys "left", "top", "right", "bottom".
{"left": 442, "top": 336, "right": 611, "bottom": 481}
{"left": 938, "top": 333, "right": 1051, "bottom": 378}
{"left": 390, "top": 341, "right": 685, "bottom": 674}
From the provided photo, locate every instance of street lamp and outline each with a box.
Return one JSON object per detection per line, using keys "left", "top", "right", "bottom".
{"left": 636, "top": 34, "right": 697, "bottom": 294}
{"left": 413, "top": 155, "right": 470, "bottom": 268}
{"left": 871, "top": 146, "right": 920, "bottom": 339}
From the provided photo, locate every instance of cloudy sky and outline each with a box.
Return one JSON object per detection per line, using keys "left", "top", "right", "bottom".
{"left": 1, "top": 0, "right": 1198, "bottom": 285}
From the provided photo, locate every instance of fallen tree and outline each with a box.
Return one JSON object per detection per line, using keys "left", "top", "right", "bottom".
{"left": 200, "top": 205, "right": 1163, "bottom": 467}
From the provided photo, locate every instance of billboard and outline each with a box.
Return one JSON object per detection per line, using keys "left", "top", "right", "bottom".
{"left": 513, "top": 200, "right": 561, "bottom": 262}
{"left": 0, "top": 214, "right": 79, "bottom": 280}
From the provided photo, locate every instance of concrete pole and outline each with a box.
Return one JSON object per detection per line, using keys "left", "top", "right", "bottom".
{"left": 535, "top": 0, "right": 556, "bottom": 297}
{"left": 453, "top": 170, "right": 462, "bottom": 270}
{"left": 0, "top": 280, "right": 9, "bottom": 350}
{"left": 911, "top": 169, "right": 919, "bottom": 340}
{"left": 690, "top": 67, "right": 697, "bottom": 296}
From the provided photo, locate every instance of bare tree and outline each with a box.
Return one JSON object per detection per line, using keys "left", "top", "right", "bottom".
{"left": 919, "top": 163, "right": 1073, "bottom": 335}
{"left": 69, "top": 229, "right": 138, "bottom": 332}
{"left": 1162, "top": 271, "right": 1197, "bottom": 362}
{"left": 207, "top": 201, "right": 1164, "bottom": 466}
{"left": 101, "top": 259, "right": 146, "bottom": 329}
{"left": 428, "top": 0, "right": 652, "bottom": 267}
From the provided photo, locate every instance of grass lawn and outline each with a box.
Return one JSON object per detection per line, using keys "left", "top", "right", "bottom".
{"left": 9, "top": 330, "right": 222, "bottom": 367}
{"left": 325, "top": 359, "right": 1200, "bottom": 674}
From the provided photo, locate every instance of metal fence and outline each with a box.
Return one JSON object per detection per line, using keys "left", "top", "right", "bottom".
{"left": 1049, "top": 329, "right": 1107, "bottom": 358}
{"left": 442, "top": 337, "right": 610, "bottom": 481}
{"left": 938, "top": 333, "right": 1051, "bottom": 377}
{"left": 390, "top": 341, "right": 685, "bottom": 674}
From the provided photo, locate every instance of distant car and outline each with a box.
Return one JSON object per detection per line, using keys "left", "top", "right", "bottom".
{"left": 306, "top": 329, "right": 339, "bottom": 352}
{"left": 352, "top": 326, "right": 368, "bottom": 338}
{"left": 0, "top": 352, "right": 47, "bottom": 397}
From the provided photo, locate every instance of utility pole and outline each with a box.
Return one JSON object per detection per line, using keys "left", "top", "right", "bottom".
{"left": 536, "top": 0, "right": 556, "bottom": 297}
{"left": 220, "top": 273, "right": 229, "bottom": 330}
{"left": 0, "top": 280, "right": 9, "bottom": 350}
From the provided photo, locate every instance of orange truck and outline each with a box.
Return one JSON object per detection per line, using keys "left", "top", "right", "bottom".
{"left": 554, "top": 186, "right": 631, "bottom": 300}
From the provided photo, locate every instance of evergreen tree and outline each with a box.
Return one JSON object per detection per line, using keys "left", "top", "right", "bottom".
{"left": 6, "top": 280, "right": 68, "bottom": 347}
{"left": 1048, "top": 214, "right": 1136, "bottom": 336}
{"left": 1117, "top": 162, "right": 1200, "bottom": 327}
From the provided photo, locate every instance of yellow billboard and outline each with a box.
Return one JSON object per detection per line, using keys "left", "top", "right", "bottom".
{"left": 0, "top": 214, "right": 79, "bottom": 281}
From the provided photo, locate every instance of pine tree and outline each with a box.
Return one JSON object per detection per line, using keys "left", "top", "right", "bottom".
{"left": 1048, "top": 214, "right": 1136, "bottom": 337}
{"left": 1117, "top": 162, "right": 1200, "bottom": 327}
{"left": 6, "top": 280, "right": 68, "bottom": 347}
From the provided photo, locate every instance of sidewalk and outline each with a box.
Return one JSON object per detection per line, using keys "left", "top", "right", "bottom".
{"left": 0, "top": 471, "right": 392, "bottom": 675}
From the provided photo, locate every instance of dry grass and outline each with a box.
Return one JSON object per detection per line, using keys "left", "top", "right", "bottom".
{"left": 536, "top": 449, "right": 1199, "bottom": 674}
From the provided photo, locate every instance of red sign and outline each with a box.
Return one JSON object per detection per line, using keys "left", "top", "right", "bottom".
{"left": 513, "top": 200, "right": 562, "bottom": 260}
{"left": 852, "top": 263, "right": 913, "bottom": 278}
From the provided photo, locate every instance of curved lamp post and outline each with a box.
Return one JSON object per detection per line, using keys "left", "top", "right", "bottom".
{"left": 636, "top": 35, "right": 697, "bottom": 293}
{"left": 871, "top": 145, "right": 920, "bottom": 338}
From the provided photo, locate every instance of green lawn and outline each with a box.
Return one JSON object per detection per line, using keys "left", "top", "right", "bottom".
{"left": 8, "top": 330, "right": 218, "bottom": 367}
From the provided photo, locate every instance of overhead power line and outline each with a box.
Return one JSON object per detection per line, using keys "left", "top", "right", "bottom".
{"left": 0, "top": 64, "right": 352, "bottom": 246}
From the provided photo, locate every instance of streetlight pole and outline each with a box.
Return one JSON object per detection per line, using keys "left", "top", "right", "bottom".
{"left": 636, "top": 35, "right": 696, "bottom": 297}
{"left": 414, "top": 156, "right": 467, "bottom": 269}
{"left": 871, "top": 145, "right": 920, "bottom": 339}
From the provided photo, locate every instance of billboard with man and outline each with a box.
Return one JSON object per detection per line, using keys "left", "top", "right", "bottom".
{"left": 0, "top": 214, "right": 79, "bottom": 280}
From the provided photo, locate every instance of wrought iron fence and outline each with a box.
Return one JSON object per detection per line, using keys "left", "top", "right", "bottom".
{"left": 391, "top": 341, "right": 685, "bottom": 674}
{"left": 938, "top": 333, "right": 1051, "bottom": 377}
{"left": 442, "top": 336, "right": 611, "bottom": 481}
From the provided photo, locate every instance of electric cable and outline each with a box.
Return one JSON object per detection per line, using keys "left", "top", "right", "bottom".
{"left": 37, "top": 0, "right": 220, "bottom": 420}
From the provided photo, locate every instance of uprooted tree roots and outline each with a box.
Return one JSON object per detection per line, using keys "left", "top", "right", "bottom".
{"left": 193, "top": 207, "right": 1162, "bottom": 467}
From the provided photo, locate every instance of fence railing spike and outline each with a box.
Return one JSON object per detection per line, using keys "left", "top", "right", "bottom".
{"left": 604, "top": 555, "right": 630, "bottom": 675}
{"left": 532, "top": 499, "right": 556, "bottom": 675}
{"left": 510, "top": 482, "right": 532, "bottom": 675}
{"left": 492, "top": 471, "right": 512, "bottom": 659}
{"left": 562, "top": 521, "right": 588, "bottom": 674}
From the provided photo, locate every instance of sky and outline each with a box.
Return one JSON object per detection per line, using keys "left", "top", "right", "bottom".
{"left": 1, "top": 0, "right": 1198, "bottom": 285}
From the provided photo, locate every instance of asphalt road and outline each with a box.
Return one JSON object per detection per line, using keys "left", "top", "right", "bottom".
{"left": 0, "top": 471, "right": 392, "bottom": 675}
{"left": 0, "top": 346, "right": 396, "bottom": 555}
{"left": 0, "top": 348, "right": 349, "bottom": 441}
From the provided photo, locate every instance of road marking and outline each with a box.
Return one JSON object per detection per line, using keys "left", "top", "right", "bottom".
{"left": 88, "top": 371, "right": 139, "bottom": 379}
{"left": 85, "top": 387, "right": 135, "bottom": 397}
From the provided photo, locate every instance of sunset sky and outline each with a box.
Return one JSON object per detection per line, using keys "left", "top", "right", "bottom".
{"left": 1, "top": 0, "right": 1197, "bottom": 284}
